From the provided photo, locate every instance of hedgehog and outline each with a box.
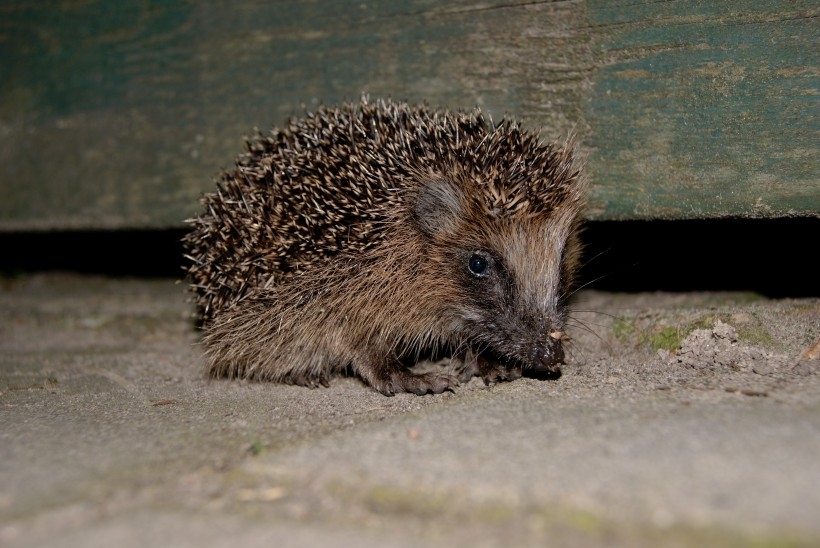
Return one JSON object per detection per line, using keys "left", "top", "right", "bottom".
{"left": 184, "top": 96, "right": 586, "bottom": 396}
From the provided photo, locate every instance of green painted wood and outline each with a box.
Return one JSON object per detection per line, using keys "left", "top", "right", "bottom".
{"left": 584, "top": 1, "right": 819, "bottom": 219}
{"left": 0, "top": 0, "right": 816, "bottom": 230}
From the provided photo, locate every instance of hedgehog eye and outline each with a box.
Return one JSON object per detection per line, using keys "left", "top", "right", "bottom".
{"left": 468, "top": 252, "right": 490, "bottom": 277}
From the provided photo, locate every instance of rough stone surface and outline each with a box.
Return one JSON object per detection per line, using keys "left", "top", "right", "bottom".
{"left": 1, "top": 275, "right": 818, "bottom": 547}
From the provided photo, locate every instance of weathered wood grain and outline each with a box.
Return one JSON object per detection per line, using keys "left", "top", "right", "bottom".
{"left": 0, "top": 0, "right": 816, "bottom": 229}
{"left": 585, "top": 1, "right": 819, "bottom": 219}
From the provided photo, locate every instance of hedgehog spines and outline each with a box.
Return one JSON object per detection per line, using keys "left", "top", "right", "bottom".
{"left": 184, "top": 97, "right": 583, "bottom": 328}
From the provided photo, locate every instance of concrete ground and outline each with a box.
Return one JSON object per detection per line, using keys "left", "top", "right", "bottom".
{"left": 1, "top": 274, "right": 818, "bottom": 547}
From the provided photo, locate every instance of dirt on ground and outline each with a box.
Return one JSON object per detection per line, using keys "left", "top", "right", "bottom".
{"left": 0, "top": 274, "right": 818, "bottom": 547}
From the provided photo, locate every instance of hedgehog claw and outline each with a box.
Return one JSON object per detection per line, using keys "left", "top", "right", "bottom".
{"left": 368, "top": 367, "right": 457, "bottom": 396}
{"left": 284, "top": 371, "right": 331, "bottom": 389}
{"left": 458, "top": 350, "right": 481, "bottom": 383}
{"left": 477, "top": 355, "right": 522, "bottom": 386}
{"left": 392, "top": 371, "right": 456, "bottom": 395}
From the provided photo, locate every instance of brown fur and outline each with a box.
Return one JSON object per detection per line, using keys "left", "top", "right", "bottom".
{"left": 184, "top": 97, "right": 586, "bottom": 395}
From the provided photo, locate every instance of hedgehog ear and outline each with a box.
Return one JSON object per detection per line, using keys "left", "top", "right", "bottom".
{"left": 414, "top": 178, "right": 464, "bottom": 237}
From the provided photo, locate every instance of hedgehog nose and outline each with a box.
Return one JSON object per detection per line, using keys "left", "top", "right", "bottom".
{"left": 532, "top": 341, "right": 564, "bottom": 374}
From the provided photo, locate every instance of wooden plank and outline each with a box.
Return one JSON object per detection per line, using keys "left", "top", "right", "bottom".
{"left": 0, "top": 0, "right": 591, "bottom": 229}
{"left": 0, "top": 1, "right": 816, "bottom": 230}
{"left": 584, "top": 0, "right": 820, "bottom": 219}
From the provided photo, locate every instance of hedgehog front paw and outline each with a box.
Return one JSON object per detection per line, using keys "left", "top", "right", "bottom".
{"left": 282, "top": 370, "right": 330, "bottom": 388}
{"left": 361, "top": 363, "right": 455, "bottom": 396}
{"left": 458, "top": 350, "right": 523, "bottom": 386}
{"left": 396, "top": 371, "right": 456, "bottom": 396}
{"left": 457, "top": 349, "right": 481, "bottom": 383}
{"left": 478, "top": 355, "right": 522, "bottom": 386}
{"left": 376, "top": 370, "right": 455, "bottom": 396}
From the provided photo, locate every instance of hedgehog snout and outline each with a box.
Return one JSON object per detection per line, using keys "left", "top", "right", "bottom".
{"left": 530, "top": 339, "right": 565, "bottom": 374}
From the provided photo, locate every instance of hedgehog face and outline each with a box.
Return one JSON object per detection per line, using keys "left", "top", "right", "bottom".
{"left": 452, "top": 224, "right": 571, "bottom": 375}
{"left": 413, "top": 175, "right": 581, "bottom": 375}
